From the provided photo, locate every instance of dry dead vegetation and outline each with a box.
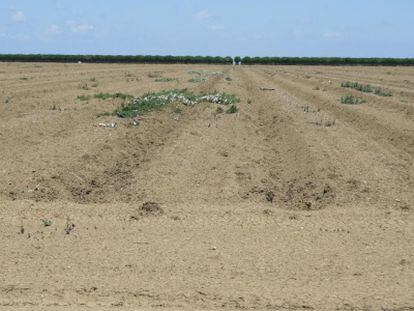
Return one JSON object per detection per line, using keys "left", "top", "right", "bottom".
{"left": 0, "top": 62, "right": 413, "bottom": 311}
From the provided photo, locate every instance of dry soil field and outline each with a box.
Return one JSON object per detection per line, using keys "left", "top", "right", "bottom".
{"left": 0, "top": 62, "right": 413, "bottom": 311}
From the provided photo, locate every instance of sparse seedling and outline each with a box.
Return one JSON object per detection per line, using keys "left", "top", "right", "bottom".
{"left": 94, "top": 92, "right": 133, "bottom": 101}
{"left": 79, "top": 83, "right": 90, "bottom": 90}
{"left": 129, "top": 120, "right": 140, "bottom": 127}
{"left": 340, "top": 95, "right": 366, "bottom": 105}
{"left": 173, "top": 107, "right": 182, "bottom": 114}
{"left": 155, "top": 77, "right": 177, "bottom": 82}
{"left": 90, "top": 77, "right": 97, "bottom": 82}
{"left": 64, "top": 219, "right": 75, "bottom": 235}
{"left": 188, "top": 77, "right": 207, "bottom": 83}
{"left": 247, "top": 98, "right": 252, "bottom": 105}
{"left": 96, "top": 111, "right": 114, "bottom": 118}
{"left": 226, "top": 105, "right": 239, "bottom": 114}
{"left": 216, "top": 106, "right": 224, "bottom": 114}
{"left": 77, "top": 95, "right": 91, "bottom": 101}
{"left": 302, "top": 106, "right": 320, "bottom": 113}
{"left": 42, "top": 219, "right": 52, "bottom": 227}
{"left": 148, "top": 71, "right": 163, "bottom": 78}
{"left": 374, "top": 87, "right": 392, "bottom": 97}
{"left": 225, "top": 76, "right": 232, "bottom": 82}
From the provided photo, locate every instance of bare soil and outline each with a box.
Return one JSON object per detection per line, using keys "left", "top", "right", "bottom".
{"left": 0, "top": 63, "right": 413, "bottom": 310}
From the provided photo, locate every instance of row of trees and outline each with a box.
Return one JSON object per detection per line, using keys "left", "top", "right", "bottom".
{"left": 238, "top": 56, "right": 414, "bottom": 66}
{"left": 1, "top": 54, "right": 413, "bottom": 66}
{"left": 0, "top": 54, "right": 233, "bottom": 64}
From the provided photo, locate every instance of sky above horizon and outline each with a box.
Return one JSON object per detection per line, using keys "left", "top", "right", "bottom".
{"left": 1, "top": 0, "right": 413, "bottom": 57}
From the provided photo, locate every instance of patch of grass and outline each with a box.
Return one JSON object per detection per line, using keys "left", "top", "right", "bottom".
{"left": 225, "top": 76, "right": 232, "bottom": 82}
{"left": 340, "top": 95, "right": 366, "bottom": 105}
{"left": 115, "top": 89, "right": 240, "bottom": 118}
{"left": 77, "top": 95, "right": 91, "bottom": 101}
{"left": 155, "top": 77, "right": 177, "bottom": 82}
{"left": 226, "top": 105, "right": 239, "bottom": 114}
{"left": 188, "top": 77, "right": 207, "bottom": 83}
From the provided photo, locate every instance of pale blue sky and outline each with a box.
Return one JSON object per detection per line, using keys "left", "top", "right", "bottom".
{"left": 1, "top": 0, "right": 413, "bottom": 57}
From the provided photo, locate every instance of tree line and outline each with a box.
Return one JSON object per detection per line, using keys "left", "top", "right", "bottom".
{"left": 237, "top": 56, "right": 414, "bottom": 66}
{"left": 0, "top": 54, "right": 233, "bottom": 64}
{"left": 0, "top": 54, "right": 413, "bottom": 66}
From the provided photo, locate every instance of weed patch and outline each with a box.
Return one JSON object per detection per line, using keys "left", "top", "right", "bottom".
{"left": 115, "top": 89, "right": 240, "bottom": 118}
{"left": 341, "top": 81, "right": 392, "bottom": 97}
{"left": 340, "top": 95, "right": 366, "bottom": 105}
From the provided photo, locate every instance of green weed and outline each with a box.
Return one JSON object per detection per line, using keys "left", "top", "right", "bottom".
{"left": 226, "top": 105, "right": 239, "bottom": 114}
{"left": 155, "top": 77, "right": 177, "bottom": 82}
{"left": 77, "top": 95, "right": 91, "bottom": 101}
{"left": 188, "top": 77, "right": 207, "bottom": 83}
{"left": 340, "top": 95, "right": 366, "bottom": 105}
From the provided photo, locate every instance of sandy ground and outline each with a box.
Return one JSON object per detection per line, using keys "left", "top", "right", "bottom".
{"left": 0, "top": 63, "right": 413, "bottom": 310}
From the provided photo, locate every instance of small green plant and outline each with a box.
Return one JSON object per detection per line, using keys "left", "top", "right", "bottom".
{"left": 188, "top": 70, "right": 203, "bottom": 75}
{"left": 247, "top": 98, "right": 252, "bottom": 105}
{"left": 226, "top": 105, "right": 239, "bottom": 114}
{"left": 374, "top": 87, "right": 392, "bottom": 97}
{"left": 42, "top": 219, "right": 52, "bottom": 227}
{"left": 340, "top": 95, "right": 366, "bottom": 105}
{"left": 94, "top": 92, "right": 133, "bottom": 101}
{"left": 302, "top": 106, "right": 320, "bottom": 113}
{"left": 20, "top": 77, "right": 29, "bottom": 81}
{"left": 64, "top": 221, "right": 75, "bottom": 235}
{"left": 77, "top": 95, "right": 91, "bottom": 101}
{"left": 225, "top": 76, "right": 232, "bottom": 82}
{"left": 155, "top": 77, "right": 177, "bottom": 82}
{"left": 173, "top": 107, "right": 182, "bottom": 114}
{"left": 90, "top": 77, "right": 97, "bottom": 82}
{"left": 79, "top": 83, "right": 90, "bottom": 90}
{"left": 216, "top": 106, "right": 224, "bottom": 114}
{"left": 129, "top": 120, "right": 140, "bottom": 127}
{"left": 96, "top": 111, "right": 114, "bottom": 118}
{"left": 188, "top": 77, "right": 207, "bottom": 83}
{"left": 148, "top": 71, "right": 164, "bottom": 78}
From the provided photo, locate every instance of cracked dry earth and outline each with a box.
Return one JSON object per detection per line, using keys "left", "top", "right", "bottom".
{"left": 0, "top": 62, "right": 413, "bottom": 311}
